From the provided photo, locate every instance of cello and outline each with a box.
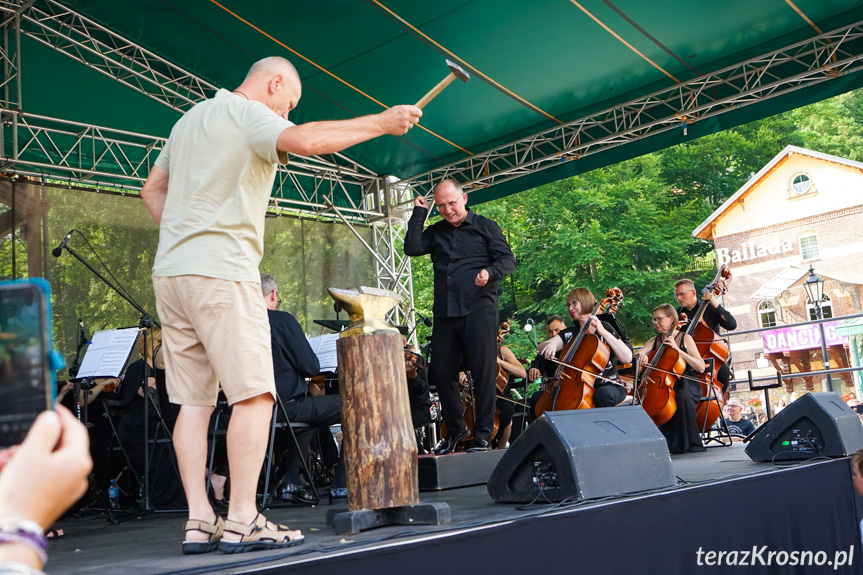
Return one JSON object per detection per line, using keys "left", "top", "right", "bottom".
{"left": 636, "top": 320, "right": 688, "bottom": 427}
{"left": 495, "top": 317, "right": 514, "bottom": 393}
{"left": 440, "top": 371, "right": 499, "bottom": 445}
{"left": 681, "top": 265, "right": 733, "bottom": 431}
{"left": 534, "top": 290, "right": 618, "bottom": 416}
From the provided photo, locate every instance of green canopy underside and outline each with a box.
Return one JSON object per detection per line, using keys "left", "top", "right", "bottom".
{"left": 16, "top": 0, "right": 863, "bottom": 205}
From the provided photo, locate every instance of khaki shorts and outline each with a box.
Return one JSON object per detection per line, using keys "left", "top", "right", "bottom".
{"left": 152, "top": 275, "right": 275, "bottom": 407}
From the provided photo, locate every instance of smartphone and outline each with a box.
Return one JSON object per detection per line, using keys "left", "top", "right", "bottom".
{"left": 855, "top": 404, "right": 863, "bottom": 415}
{"left": 0, "top": 278, "right": 57, "bottom": 448}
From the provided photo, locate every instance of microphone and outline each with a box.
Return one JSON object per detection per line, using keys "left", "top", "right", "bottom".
{"left": 79, "top": 320, "right": 91, "bottom": 345}
{"left": 51, "top": 229, "right": 75, "bottom": 257}
{"left": 413, "top": 309, "right": 433, "bottom": 327}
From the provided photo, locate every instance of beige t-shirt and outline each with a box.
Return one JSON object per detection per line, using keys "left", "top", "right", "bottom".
{"left": 152, "top": 88, "right": 293, "bottom": 282}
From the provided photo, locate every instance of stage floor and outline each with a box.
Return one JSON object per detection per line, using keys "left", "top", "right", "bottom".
{"left": 44, "top": 442, "right": 804, "bottom": 575}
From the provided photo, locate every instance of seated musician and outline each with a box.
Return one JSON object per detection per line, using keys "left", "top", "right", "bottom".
{"left": 526, "top": 315, "right": 567, "bottom": 418}
{"left": 404, "top": 343, "right": 432, "bottom": 429}
{"left": 537, "top": 288, "right": 633, "bottom": 408}
{"left": 636, "top": 304, "right": 706, "bottom": 454}
{"left": 674, "top": 278, "right": 737, "bottom": 394}
{"left": 261, "top": 273, "right": 347, "bottom": 503}
{"left": 494, "top": 342, "right": 527, "bottom": 449}
{"left": 116, "top": 326, "right": 185, "bottom": 508}
{"left": 57, "top": 376, "right": 121, "bottom": 512}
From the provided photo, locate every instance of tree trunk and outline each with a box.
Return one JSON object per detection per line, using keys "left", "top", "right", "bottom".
{"left": 337, "top": 331, "right": 418, "bottom": 511}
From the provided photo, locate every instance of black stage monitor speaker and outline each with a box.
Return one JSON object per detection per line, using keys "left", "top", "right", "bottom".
{"left": 487, "top": 406, "right": 675, "bottom": 503}
{"left": 745, "top": 392, "right": 863, "bottom": 462}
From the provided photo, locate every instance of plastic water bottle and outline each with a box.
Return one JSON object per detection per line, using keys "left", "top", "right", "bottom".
{"left": 108, "top": 479, "right": 119, "bottom": 509}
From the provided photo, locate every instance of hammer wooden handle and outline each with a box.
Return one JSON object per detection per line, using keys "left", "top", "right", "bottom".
{"left": 415, "top": 72, "right": 456, "bottom": 109}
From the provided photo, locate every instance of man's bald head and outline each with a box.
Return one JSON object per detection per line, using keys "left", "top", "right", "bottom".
{"left": 238, "top": 56, "right": 302, "bottom": 120}
{"left": 246, "top": 56, "right": 299, "bottom": 83}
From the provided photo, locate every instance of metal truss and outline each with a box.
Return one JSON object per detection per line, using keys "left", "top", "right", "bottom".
{"left": 0, "top": 106, "right": 382, "bottom": 220}
{"left": 323, "top": 178, "right": 420, "bottom": 345}
{"left": 6, "top": 2, "right": 863, "bottom": 324}
{"left": 1, "top": 0, "right": 382, "bottom": 219}
{"left": 370, "top": 181, "right": 418, "bottom": 347}
{"left": 0, "top": 1, "right": 24, "bottom": 114}
{"left": 0, "top": 108, "right": 161, "bottom": 180}
{"left": 395, "top": 19, "right": 863, "bottom": 200}
{"left": 21, "top": 0, "right": 211, "bottom": 111}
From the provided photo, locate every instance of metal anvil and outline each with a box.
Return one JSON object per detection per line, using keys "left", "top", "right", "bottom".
{"left": 327, "top": 286, "right": 402, "bottom": 338}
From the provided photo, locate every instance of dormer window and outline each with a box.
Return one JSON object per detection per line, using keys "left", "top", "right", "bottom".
{"left": 789, "top": 173, "right": 816, "bottom": 198}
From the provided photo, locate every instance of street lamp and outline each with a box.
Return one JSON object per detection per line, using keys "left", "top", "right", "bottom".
{"left": 802, "top": 266, "right": 833, "bottom": 392}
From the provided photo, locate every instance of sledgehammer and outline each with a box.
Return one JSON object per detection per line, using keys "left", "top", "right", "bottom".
{"left": 415, "top": 59, "right": 470, "bottom": 108}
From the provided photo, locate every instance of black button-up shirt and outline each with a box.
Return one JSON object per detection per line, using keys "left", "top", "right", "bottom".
{"left": 268, "top": 309, "right": 320, "bottom": 401}
{"left": 676, "top": 302, "right": 737, "bottom": 334}
{"left": 404, "top": 206, "right": 516, "bottom": 318}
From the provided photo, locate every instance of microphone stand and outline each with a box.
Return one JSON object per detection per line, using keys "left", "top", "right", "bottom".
{"left": 520, "top": 319, "right": 539, "bottom": 435}
{"left": 56, "top": 239, "right": 160, "bottom": 515}
{"left": 405, "top": 309, "right": 432, "bottom": 347}
{"left": 68, "top": 318, "right": 88, "bottom": 380}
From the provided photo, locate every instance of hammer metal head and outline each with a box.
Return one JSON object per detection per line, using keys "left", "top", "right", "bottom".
{"left": 446, "top": 59, "right": 470, "bottom": 82}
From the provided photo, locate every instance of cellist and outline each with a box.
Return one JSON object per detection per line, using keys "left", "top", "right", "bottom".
{"left": 537, "top": 288, "right": 633, "bottom": 408}
{"left": 674, "top": 278, "right": 737, "bottom": 394}
{"left": 636, "top": 304, "right": 706, "bottom": 454}
{"left": 493, "top": 339, "right": 527, "bottom": 449}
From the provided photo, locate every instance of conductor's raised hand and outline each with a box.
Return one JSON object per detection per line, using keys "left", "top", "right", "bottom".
{"left": 475, "top": 269, "right": 489, "bottom": 287}
{"left": 379, "top": 105, "right": 422, "bottom": 136}
{"left": 414, "top": 195, "right": 429, "bottom": 208}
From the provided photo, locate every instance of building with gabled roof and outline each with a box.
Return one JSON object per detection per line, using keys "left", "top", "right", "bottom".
{"left": 692, "top": 145, "right": 863, "bottom": 400}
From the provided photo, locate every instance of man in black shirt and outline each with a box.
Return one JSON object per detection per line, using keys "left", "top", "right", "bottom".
{"left": 261, "top": 273, "right": 345, "bottom": 501}
{"left": 404, "top": 179, "right": 516, "bottom": 453}
{"left": 526, "top": 315, "right": 567, "bottom": 417}
{"left": 674, "top": 278, "right": 737, "bottom": 393}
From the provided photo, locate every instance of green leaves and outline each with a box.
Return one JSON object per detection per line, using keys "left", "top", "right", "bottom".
{"left": 412, "top": 89, "right": 863, "bottom": 345}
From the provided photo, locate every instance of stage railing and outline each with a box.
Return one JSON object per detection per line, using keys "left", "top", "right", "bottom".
{"left": 720, "top": 311, "right": 863, "bottom": 388}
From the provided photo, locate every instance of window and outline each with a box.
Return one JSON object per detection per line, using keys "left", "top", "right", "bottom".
{"left": 799, "top": 233, "right": 819, "bottom": 261}
{"left": 807, "top": 294, "right": 833, "bottom": 320}
{"left": 790, "top": 173, "right": 813, "bottom": 196}
{"left": 758, "top": 301, "right": 778, "bottom": 328}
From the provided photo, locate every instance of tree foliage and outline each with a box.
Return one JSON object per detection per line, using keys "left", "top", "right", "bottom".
{"left": 1, "top": 188, "right": 373, "bottom": 377}
{"left": 410, "top": 88, "right": 863, "bottom": 346}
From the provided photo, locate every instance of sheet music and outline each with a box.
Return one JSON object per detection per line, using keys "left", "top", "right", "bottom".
{"left": 308, "top": 333, "right": 339, "bottom": 372}
{"left": 77, "top": 327, "right": 140, "bottom": 378}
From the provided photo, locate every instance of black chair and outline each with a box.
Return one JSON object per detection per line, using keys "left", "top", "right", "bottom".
{"left": 697, "top": 358, "right": 733, "bottom": 447}
{"left": 260, "top": 397, "right": 319, "bottom": 508}
{"left": 204, "top": 397, "right": 323, "bottom": 508}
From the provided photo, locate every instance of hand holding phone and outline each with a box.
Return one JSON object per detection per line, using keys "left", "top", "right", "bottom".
{"left": 0, "top": 279, "right": 58, "bottom": 449}
{"left": 0, "top": 406, "right": 91, "bottom": 529}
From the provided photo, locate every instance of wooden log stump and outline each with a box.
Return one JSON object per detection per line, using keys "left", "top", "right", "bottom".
{"left": 337, "top": 331, "right": 418, "bottom": 511}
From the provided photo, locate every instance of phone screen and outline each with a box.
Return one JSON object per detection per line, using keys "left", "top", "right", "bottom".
{"left": 0, "top": 279, "right": 54, "bottom": 448}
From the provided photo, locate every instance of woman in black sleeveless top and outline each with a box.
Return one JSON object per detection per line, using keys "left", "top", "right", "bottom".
{"left": 636, "top": 304, "right": 706, "bottom": 454}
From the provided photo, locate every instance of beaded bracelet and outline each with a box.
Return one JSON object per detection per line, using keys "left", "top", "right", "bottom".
{"left": 0, "top": 561, "right": 47, "bottom": 575}
{"left": 0, "top": 527, "right": 47, "bottom": 567}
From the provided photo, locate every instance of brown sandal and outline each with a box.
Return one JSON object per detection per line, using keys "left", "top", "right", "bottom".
{"left": 218, "top": 513, "right": 304, "bottom": 554}
{"left": 182, "top": 515, "right": 224, "bottom": 555}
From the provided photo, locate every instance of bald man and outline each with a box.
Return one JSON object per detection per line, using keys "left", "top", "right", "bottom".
{"left": 404, "top": 179, "right": 516, "bottom": 454}
{"left": 141, "top": 56, "right": 421, "bottom": 554}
